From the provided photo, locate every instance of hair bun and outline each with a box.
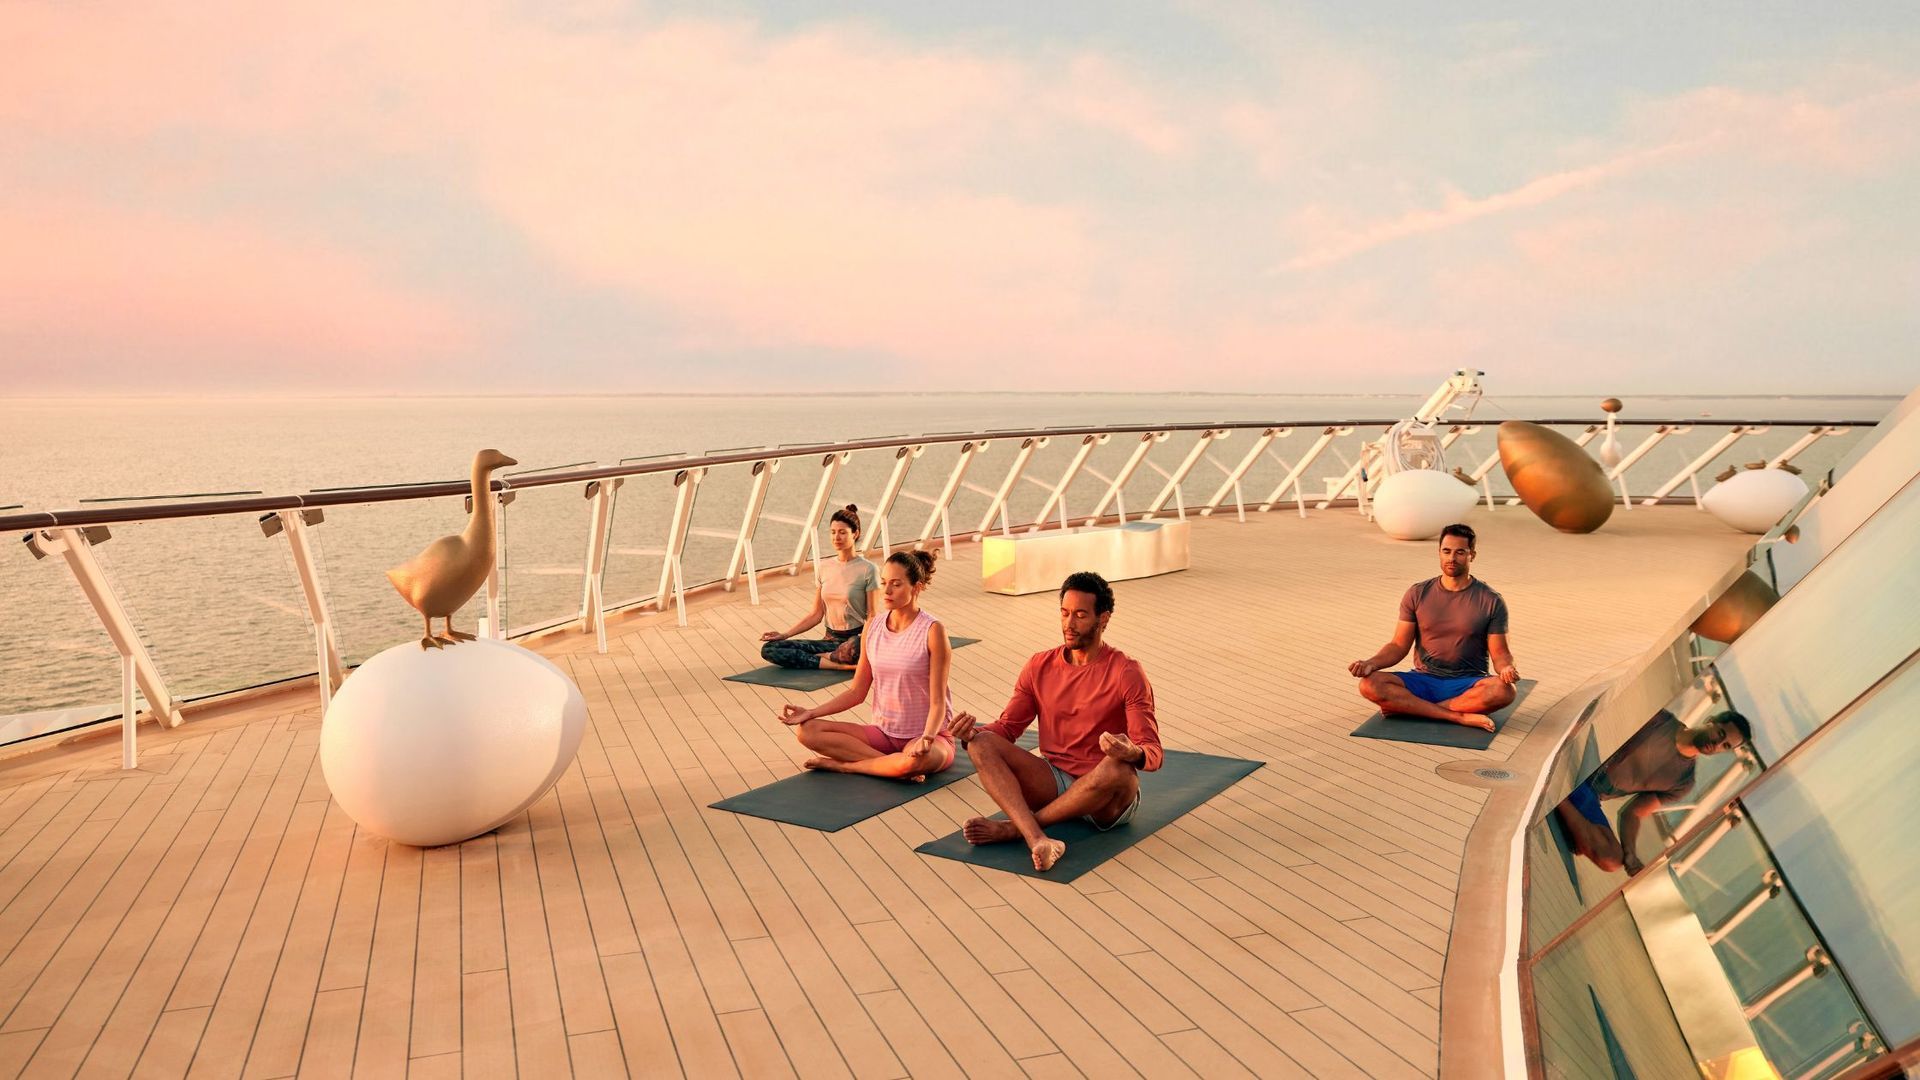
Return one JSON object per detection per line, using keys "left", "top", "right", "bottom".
{"left": 844, "top": 503, "right": 858, "bottom": 512}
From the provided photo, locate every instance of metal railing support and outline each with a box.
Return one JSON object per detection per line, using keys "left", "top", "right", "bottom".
{"left": 36, "top": 527, "right": 182, "bottom": 765}
{"left": 1202, "top": 427, "right": 1280, "bottom": 519}
{"left": 1259, "top": 426, "right": 1347, "bottom": 516}
{"left": 1087, "top": 432, "right": 1165, "bottom": 523}
{"left": 1143, "top": 430, "right": 1222, "bottom": 519}
{"left": 724, "top": 461, "right": 777, "bottom": 605}
{"left": 975, "top": 437, "right": 1045, "bottom": 537}
{"left": 1316, "top": 426, "right": 1392, "bottom": 509}
{"left": 916, "top": 441, "right": 983, "bottom": 553}
{"left": 1031, "top": 434, "right": 1106, "bottom": 531}
{"left": 479, "top": 489, "right": 515, "bottom": 638}
{"left": 578, "top": 479, "right": 619, "bottom": 652}
{"left": 1743, "top": 947, "right": 1831, "bottom": 1019}
{"left": 787, "top": 452, "right": 849, "bottom": 575}
{"left": 272, "top": 509, "right": 345, "bottom": 692}
{"left": 655, "top": 468, "right": 703, "bottom": 626}
{"left": 1771, "top": 425, "right": 1848, "bottom": 468}
{"left": 863, "top": 445, "right": 923, "bottom": 558}
{"left": 1671, "top": 805, "right": 1743, "bottom": 876}
{"left": 1645, "top": 425, "right": 1765, "bottom": 506}
{"left": 1602, "top": 424, "right": 1686, "bottom": 509}
{"left": 1704, "top": 871, "right": 1782, "bottom": 946}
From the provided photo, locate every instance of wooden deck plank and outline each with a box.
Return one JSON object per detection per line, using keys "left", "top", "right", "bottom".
{"left": 0, "top": 507, "right": 1751, "bottom": 1079}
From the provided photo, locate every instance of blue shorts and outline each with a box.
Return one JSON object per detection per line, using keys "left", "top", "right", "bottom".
{"left": 1395, "top": 670, "right": 1485, "bottom": 705}
{"left": 1566, "top": 781, "right": 1609, "bottom": 827}
{"left": 1049, "top": 762, "right": 1139, "bottom": 831}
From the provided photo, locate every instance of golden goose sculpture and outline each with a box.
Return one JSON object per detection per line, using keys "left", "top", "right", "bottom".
{"left": 387, "top": 448, "right": 518, "bottom": 649}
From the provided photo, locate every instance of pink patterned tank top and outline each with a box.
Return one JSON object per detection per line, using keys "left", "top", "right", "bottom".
{"left": 867, "top": 609, "right": 951, "bottom": 739}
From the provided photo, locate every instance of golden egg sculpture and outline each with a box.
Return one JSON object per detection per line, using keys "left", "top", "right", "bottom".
{"left": 1497, "top": 421, "right": 1615, "bottom": 533}
{"left": 1690, "top": 570, "right": 1779, "bottom": 644}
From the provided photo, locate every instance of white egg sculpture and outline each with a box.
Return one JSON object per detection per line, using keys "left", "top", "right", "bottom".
{"left": 1372, "top": 469, "right": 1479, "bottom": 540}
{"left": 1701, "top": 468, "right": 1810, "bottom": 534}
{"left": 321, "top": 637, "right": 587, "bottom": 847}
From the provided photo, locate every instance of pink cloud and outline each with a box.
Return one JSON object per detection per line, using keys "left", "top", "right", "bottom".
{"left": 0, "top": 197, "right": 478, "bottom": 385}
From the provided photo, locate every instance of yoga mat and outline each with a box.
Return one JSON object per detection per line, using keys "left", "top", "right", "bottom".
{"left": 1348, "top": 679, "right": 1536, "bottom": 751}
{"left": 710, "top": 728, "right": 1035, "bottom": 832}
{"left": 724, "top": 637, "right": 980, "bottom": 691}
{"left": 914, "top": 749, "right": 1265, "bottom": 884}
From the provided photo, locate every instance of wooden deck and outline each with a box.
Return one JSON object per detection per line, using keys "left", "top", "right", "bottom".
{"left": 0, "top": 507, "right": 1750, "bottom": 1078}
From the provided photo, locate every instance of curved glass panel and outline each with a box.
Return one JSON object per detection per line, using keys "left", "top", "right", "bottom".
{"left": 1532, "top": 898, "right": 1697, "bottom": 1079}
{"left": 1714, "top": 474, "right": 1920, "bottom": 761}
{"left": 1744, "top": 657, "right": 1920, "bottom": 1045}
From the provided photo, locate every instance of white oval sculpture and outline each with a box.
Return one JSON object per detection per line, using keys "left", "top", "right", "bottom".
{"left": 321, "top": 637, "right": 587, "bottom": 847}
{"left": 1701, "top": 468, "right": 1810, "bottom": 534}
{"left": 1372, "top": 469, "right": 1478, "bottom": 540}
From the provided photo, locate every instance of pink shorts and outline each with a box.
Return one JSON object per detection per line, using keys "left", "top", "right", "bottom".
{"left": 859, "top": 726, "right": 956, "bottom": 771}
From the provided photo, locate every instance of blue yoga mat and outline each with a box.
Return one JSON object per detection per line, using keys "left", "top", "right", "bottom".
{"left": 723, "top": 637, "right": 980, "bottom": 692}
{"left": 1348, "top": 679, "right": 1536, "bottom": 751}
{"left": 914, "top": 749, "right": 1265, "bottom": 883}
{"left": 710, "top": 728, "right": 1035, "bottom": 832}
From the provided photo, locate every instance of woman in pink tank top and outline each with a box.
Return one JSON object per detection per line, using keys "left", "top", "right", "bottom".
{"left": 779, "top": 551, "right": 959, "bottom": 779}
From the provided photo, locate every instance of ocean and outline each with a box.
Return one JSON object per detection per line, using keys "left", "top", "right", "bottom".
{"left": 1, "top": 391, "right": 1898, "bottom": 732}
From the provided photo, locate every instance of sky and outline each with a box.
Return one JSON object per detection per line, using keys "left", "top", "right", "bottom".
{"left": 3, "top": 1, "right": 1918, "bottom": 396}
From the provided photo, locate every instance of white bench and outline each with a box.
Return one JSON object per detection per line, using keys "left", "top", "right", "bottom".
{"left": 980, "top": 521, "right": 1191, "bottom": 596}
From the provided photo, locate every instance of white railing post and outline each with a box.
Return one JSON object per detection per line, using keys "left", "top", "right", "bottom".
{"left": 270, "top": 508, "right": 345, "bottom": 693}
{"left": 1143, "top": 430, "right": 1221, "bottom": 519}
{"left": 723, "top": 461, "right": 777, "bottom": 601}
{"left": 1645, "top": 425, "right": 1765, "bottom": 505}
{"left": 578, "top": 480, "right": 618, "bottom": 647}
{"left": 480, "top": 489, "right": 514, "bottom": 638}
{"left": 786, "top": 452, "right": 849, "bottom": 574}
{"left": 863, "top": 445, "right": 923, "bottom": 558}
{"left": 1600, "top": 424, "right": 1687, "bottom": 509}
{"left": 655, "top": 468, "right": 703, "bottom": 626}
{"left": 1087, "top": 432, "right": 1165, "bottom": 524}
{"left": 1202, "top": 427, "right": 1279, "bottom": 518}
{"left": 34, "top": 526, "right": 182, "bottom": 760}
{"left": 1316, "top": 425, "right": 1392, "bottom": 508}
{"left": 1031, "top": 434, "right": 1106, "bottom": 531}
{"left": 974, "top": 437, "right": 1045, "bottom": 537}
{"left": 121, "top": 652, "right": 136, "bottom": 768}
{"left": 1260, "top": 426, "right": 1348, "bottom": 514}
{"left": 1770, "top": 426, "right": 1848, "bottom": 468}
{"left": 916, "top": 441, "right": 983, "bottom": 549}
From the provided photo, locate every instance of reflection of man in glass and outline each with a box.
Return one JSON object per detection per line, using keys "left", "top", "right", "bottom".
{"left": 1556, "top": 709, "right": 1751, "bottom": 874}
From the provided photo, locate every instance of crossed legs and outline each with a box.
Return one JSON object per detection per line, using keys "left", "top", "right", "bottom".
{"left": 1359, "top": 672, "right": 1514, "bottom": 731}
{"left": 960, "top": 731, "right": 1139, "bottom": 872}
{"left": 792, "top": 719, "right": 950, "bottom": 781}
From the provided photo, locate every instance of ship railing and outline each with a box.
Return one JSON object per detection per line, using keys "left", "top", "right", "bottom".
{"left": 0, "top": 416, "right": 1867, "bottom": 760}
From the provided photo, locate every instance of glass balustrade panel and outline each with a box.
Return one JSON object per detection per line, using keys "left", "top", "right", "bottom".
{"left": 601, "top": 470, "right": 679, "bottom": 612}
{"left": 1743, "top": 657, "right": 1920, "bottom": 1046}
{"left": 81, "top": 516, "right": 315, "bottom": 701}
{"left": 499, "top": 482, "right": 592, "bottom": 636}
{"left": 1531, "top": 898, "right": 1698, "bottom": 1080}
{"left": 0, "top": 534, "right": 125, "bottom": 741}
{"left": 1713, "top": 474, "right": 1920, "bottom": 760}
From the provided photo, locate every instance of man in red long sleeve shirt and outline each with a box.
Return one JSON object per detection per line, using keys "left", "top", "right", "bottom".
{"left": 944, "top": 571, "right": 1162, "bottom": 873}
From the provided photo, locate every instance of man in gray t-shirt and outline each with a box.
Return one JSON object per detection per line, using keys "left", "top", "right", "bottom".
{"left": 1348, "top": 523, "right": 1520, "bottom": 731}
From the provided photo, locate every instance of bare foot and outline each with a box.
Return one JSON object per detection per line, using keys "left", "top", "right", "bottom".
{"left": 802, "top": 757, "right": 845, "bottom": 772}
{"left": 1451, "top": 711, "right": 1496, "bottom": 732}
{"left": 963, "top": 817, "right": 1020, "bottom": 845}
{"left": 1029, "top": 837, "right": 1067, "bottom": 872}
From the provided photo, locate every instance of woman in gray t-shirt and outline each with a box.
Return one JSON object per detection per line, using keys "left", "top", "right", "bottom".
{"left": 760, "top": 504, "right": 881, "bottom": 669}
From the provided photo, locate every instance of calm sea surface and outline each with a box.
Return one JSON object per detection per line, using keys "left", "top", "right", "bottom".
{"left": 1, "top": 391, "right": 1898, "bottom": 728}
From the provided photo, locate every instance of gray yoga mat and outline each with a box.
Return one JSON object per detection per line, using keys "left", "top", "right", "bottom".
{"left": 710, "top": 727, "right": 1035, "bottom": 832}
{"left": 914, "top": 749, "right": 1265, "bottom": 884}
{"left": 1348, "top": 679, "right": 1536, "bottom": 750}
{"left": 724, "top": 637, "right": 980, "bottom": 691}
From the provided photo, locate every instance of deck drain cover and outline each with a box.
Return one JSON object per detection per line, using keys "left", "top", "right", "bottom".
{"left": 1473, "top": 768, "right": 1514, "bottom": 781}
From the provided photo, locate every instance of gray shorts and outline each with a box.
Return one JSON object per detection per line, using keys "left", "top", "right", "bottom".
{"left": 1049, "top": 762, "right": 1140, "bottom": 831}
